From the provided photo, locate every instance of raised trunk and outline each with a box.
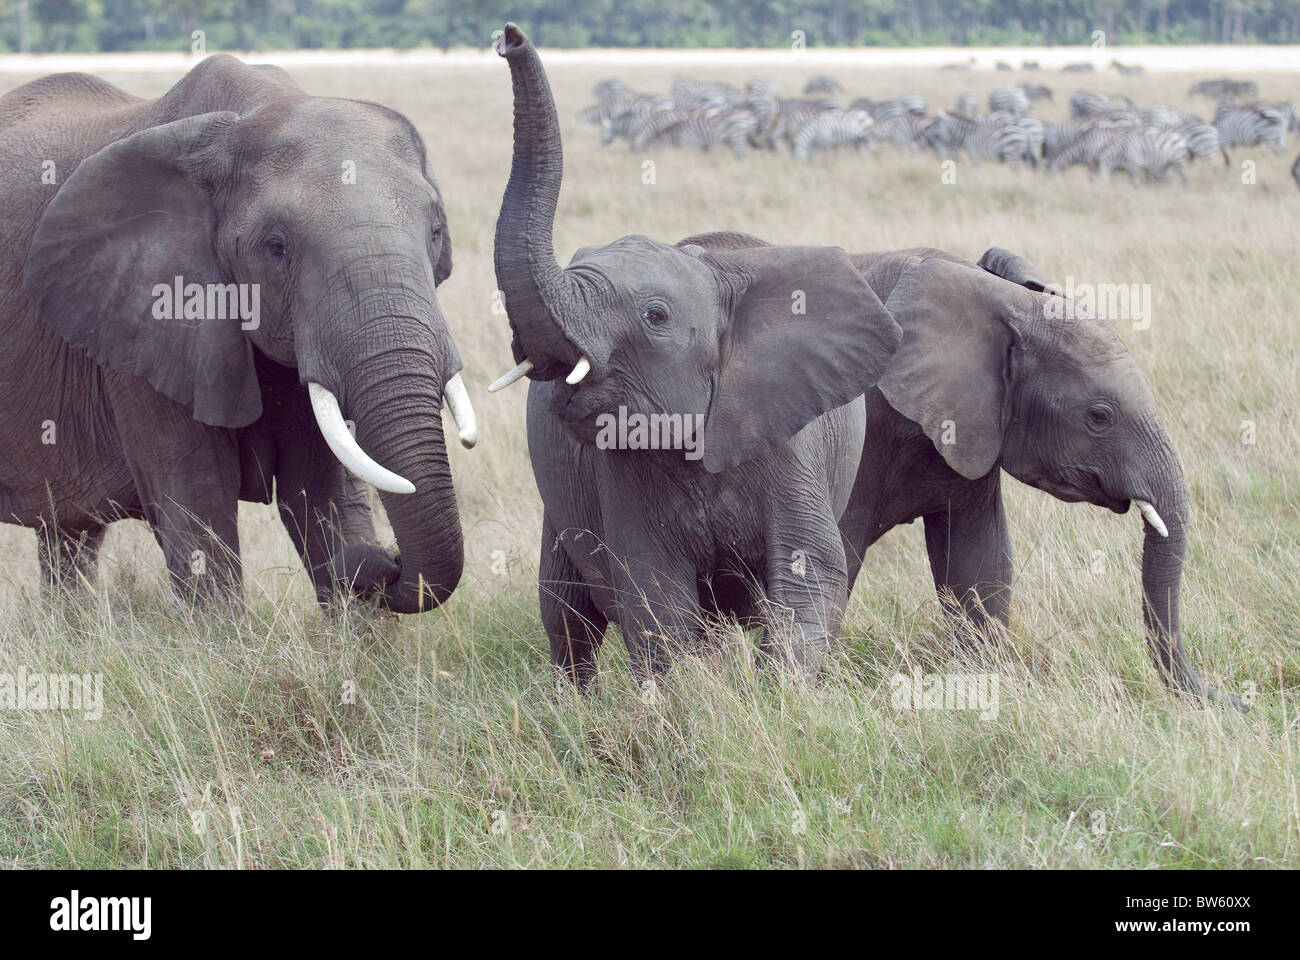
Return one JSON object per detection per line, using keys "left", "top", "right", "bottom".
{"left": 493, "top": 23, "right": 582, "bottom": 379}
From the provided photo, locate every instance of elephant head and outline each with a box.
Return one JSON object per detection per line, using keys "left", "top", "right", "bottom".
{"left": 22, "top": 56, "right": 471, "bottom": 612}
{"left": 877, "top": 255, "right": 1239, "bottom": 707}
{"left": 488, "top": 25, "right": 899, "bottom": 473}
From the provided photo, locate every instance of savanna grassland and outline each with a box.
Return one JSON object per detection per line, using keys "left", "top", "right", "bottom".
{"left": 0, "top": 51, "right": 1297, "bottom": 868}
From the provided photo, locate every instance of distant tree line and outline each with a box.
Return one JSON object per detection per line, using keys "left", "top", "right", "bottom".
{"left": 4, "top": 0, "right": 1300, "bottom": 54}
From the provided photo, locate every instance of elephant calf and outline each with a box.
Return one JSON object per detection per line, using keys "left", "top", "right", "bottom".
{"left": 682, "top": 231, "right": 1240, "bottom": 707}
{"left": 1, "top": 55, "right": 474, "bottom": 609}
{"left": 488, "top": 25, "right": 901, "bottom": 684}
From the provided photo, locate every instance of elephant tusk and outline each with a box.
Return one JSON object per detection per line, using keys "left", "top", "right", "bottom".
{"left": 488, "top": 359, "right": 534, "bottom": 393}
{"left": 566, "top": 355, "right": 592, "bottom": 385}
{"left": 442, "top": 373, "right": 478, "bottom": 449}
{"left": 1133, "top": 499, "right": 1168, "bottom": 538}
{"left": 307, "top": 382, "right": 416, "bottom": 495}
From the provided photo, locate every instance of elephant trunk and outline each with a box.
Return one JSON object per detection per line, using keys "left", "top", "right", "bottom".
{"left": 491, "top": 22, "right": 584, "bottom": 385}
{"left": 1135, "top": 447, "right": 1243, "bottom": 708}
{"left": 341, "top": 322, "right": 463, "bottom": 612}
{"left": 300, "top": 250, "right": 465, "bottom": 614}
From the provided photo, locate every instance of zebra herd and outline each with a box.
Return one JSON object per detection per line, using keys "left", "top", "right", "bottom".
{"left": 579, "top": 75, "right": 1300, "bottom": 187}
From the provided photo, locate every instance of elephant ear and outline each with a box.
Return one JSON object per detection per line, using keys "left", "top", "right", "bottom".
{"left": 977, "top": 246, "right": 1058, "bottom": 295}
{"left": 702, "top": 245, "right": 901, "bottom": 474}
{"left": 878, "top": 257, "right": 1029, "bottom": 481}
{"left": 23, "top": 111, "right": 262, "bottom": 429}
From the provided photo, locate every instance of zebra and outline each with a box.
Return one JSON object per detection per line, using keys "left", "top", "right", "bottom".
{"left": 988, "top": 86, "right": 1030, "bottom": 115}
{"left": 1062, "top": 62, "right": 1096, "bottom": 72}
{"left": 865, "top": 113, "right": 930, "bottom": 152}
{"left": 1095, "top": 127, "right": 1191, "bottom": 184}
{"left": 670, "top": 79, "right": 743, "bottom": 110}
{"left": 1173, "top": 121, "right": 1230, "bottom": 165}
{"left": 1019, "top": 84, "right": 1053, "bottom": 102}
{"left": 1140, "top": 103, "right": 1201, "bottom": 128}
{"left": 1045, "top": 118, "right": 1139, "bottom": 174}
{"left": 592, "top": 79, "right": 629, "bottom": 101}
{"left": 803, "top": 75, "right": 842, "bottom": 94}
{"left": 925, "top": 112, "right": 1036, "bottom": 167}
{"left": 898, "top": 94, "right": 928, "bottom": 115}
{"left": 1190, "top": 78, "right": 1259, "bottom": 99}
{"left": 1069, "top": 90, "right": 1136, "bottom": 120}
{"left": 791, "top": 108, "right": 874, "bottom": 161}
{"left": 1214, "top": 102, "right": 1289, "bottom": 153}
{"left": 771, "top": 98, "right": 840, "bottom": 150}
{"left": 954, "top": 94, "right": 979, "bottom": 117}
{"left": 629, "top": 107, "right": 757, "bottom": 156}
{"left": 1109, "top": 60, "right": 1145, "bottom": 76}
{"left": 593, "top": 95, "right": 674, "bottom": 145}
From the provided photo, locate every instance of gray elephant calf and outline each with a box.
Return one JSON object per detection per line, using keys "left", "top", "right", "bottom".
{"left": 488, "top": 25, "right": 901, "bottom": 684}
{"left": 685, "top": 231, "right": 1240, "bottom": 707}
{"left": 1, "top": 55, "right": 473, "bottom": 609}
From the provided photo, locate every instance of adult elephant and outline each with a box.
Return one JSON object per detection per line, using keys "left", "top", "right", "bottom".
{"left": 683, "top": 231, "right": 1242, "bottom": 708}
{"left": 0, "top": 55, "right": 474, "bottom": 611}
{"left": 488, "top": 25, "right": 901, "bottom": 684}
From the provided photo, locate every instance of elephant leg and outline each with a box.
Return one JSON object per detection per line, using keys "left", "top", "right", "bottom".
{"left": 539, "top": 515, "right": 607, "bottom": 691}
{"left": 37, "top": 522, "right": 106, "bottom": 595}
{"left": 922, "top": 472, "right": 1012, "bottom": 650}
{"left": 761, "top": 498, "right": 850, "bottom": 677}
{"left": 604, "top": 533, "right": 701, "bottom": 683}
{"left": 107, "top": 374, "right": 242, "bottom": 601}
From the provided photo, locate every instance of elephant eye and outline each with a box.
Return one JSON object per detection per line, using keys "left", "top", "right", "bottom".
{"left": 264, "top": 234, "right": 288, "bottom": 260}
{"left": 1086, "top": 404, "right": 1114, "bottom": 428}
{"left": 642, "top": 306, "right": 667, "bottom": 327}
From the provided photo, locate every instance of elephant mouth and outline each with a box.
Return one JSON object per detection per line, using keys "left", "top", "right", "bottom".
{"left": 551, "top": 378, "right": 622, "bottom": 442}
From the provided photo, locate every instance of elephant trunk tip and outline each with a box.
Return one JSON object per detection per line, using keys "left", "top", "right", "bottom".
{"left": 498, "top": 22, "right": 529, "bottom": 55}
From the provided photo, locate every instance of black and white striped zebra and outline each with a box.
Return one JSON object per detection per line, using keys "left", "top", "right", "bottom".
{"left": 1045, "top": 117, "right": 1139, "bottom": 174}
{"left": 925, "top": 112, "right": 1036, "bottom": 167}
{"left": 1173, "top": 121, "right": 1230, "bottom": 165}
{"left": 865, "top": 113, "right": 930, "bottom": 152}
{"left": 988, "top": 86, "right": 1030, "bottom": 116}
{"left": 803, "top": 75, "right": 842, "bottom": 94}
{"left": 1190, "top": 78, "right": 1258, "bottom": 99}
{"left": 1069, "top": 90, "right": 1136, "bottom": 120}
{"left": 671, "top": 79, "right": 742, "bottom": 110}
{"left": 791, "top": 108, "right": 874, "bottom": 160}
{"left": 771, "top": 98, "right": 840, "bottom": 150}
{"left": 630, "top": 106, "right": 757, "bottom": 156}
{"left": 1214, "top": 102, "right": 1289, "bottom": 153}
{"left": 592, "top": 95, "right": 675, "bottom": 145}
{"left": 1096, "top": 128, "right": 1191, "bottom": 184}
{"left": 953, "top": 94, "right": 979, "bottom": 117}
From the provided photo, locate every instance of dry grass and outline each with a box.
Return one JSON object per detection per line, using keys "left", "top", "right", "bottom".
{"left": 0, "top": 54, "right": 1296, "bottom": 868}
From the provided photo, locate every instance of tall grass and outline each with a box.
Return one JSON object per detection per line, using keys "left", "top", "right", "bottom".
{"left": 0, "top": 56, "right": 1295, "bottom": 868}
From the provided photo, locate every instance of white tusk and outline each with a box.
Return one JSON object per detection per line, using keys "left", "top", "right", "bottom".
{"left": 442, "top": 373, "right": 477, "bottom": 449}
{"left": 487, "top": 359, "right": 534, "bottom": 393}
{"left": 566, "top": 355, "right": 592, "bottom": 385}
{"left": 1133, "top": 499, "right": 1168, "bottom": 538}
{"left": 307, "top": 382, "right": 416, "bottom": 495}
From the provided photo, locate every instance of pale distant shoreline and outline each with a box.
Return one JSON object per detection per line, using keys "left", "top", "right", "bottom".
{"left": 1, "top": 43, "right": 1298, "bottom": 74}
